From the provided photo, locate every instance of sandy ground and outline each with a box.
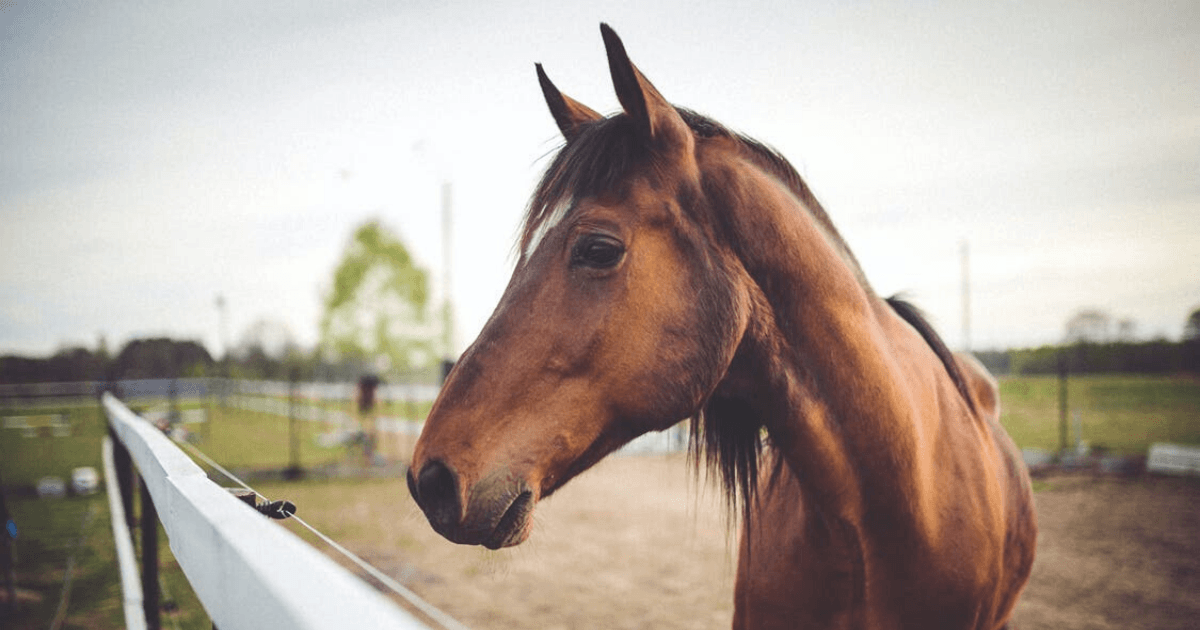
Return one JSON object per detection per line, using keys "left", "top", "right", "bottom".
{"left": 1010, "top": 474, "right": 1200, "bottom": 630}
{"left": 278, "top": 455, "right": 1200, "bottom": 630}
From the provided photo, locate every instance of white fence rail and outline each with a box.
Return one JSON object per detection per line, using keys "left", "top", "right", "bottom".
{"left": 101, "top": 435, "right": 146, "bottom": 630}
{"left": 1147, "top": 442, "right": 1200, "bottom": 477}
{"left": 102, "top": 393, "right": 432, "bottom": 630}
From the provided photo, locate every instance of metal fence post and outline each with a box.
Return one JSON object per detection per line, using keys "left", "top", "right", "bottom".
{"left": 140, "top": 475, "right": 160, "bottom": 630}
{"left": 1, "top": 472, "right": 16, "bottom": 617}
{"left": 1057, "top": 351, "right": 1069, "bottom": 456}
{"left": 285, "top": 372, "right": 302, "bottom": 480}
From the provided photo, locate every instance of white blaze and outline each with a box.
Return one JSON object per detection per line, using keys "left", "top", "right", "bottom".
{"left": 523, "top": 198, "right": 573, "bottom": 260}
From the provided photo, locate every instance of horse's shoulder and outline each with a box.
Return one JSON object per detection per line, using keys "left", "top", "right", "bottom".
{"left": 953, "top": 352, "right": 1000, "bottom": 422}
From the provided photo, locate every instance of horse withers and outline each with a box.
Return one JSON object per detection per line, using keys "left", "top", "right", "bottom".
{"left": 408, "top": 24, "right": 1035, "bottom": 629}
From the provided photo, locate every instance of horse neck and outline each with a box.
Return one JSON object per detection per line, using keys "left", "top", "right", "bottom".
{"left": 710, "top": 161, "right": 949, "bottom": 525}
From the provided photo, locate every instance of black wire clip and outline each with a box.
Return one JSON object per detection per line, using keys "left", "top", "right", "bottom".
{"left": 227, "top": 489, "right": 297, "bottom": 520}
{"left": 257, "top": 499, "right": 297, "bottom": 520}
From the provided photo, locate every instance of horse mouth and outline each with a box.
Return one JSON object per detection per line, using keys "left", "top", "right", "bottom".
{"left": 485, "top": 490, "right": 535, "bottom": 550}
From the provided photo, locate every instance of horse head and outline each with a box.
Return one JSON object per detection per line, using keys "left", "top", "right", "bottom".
{"left": 408, "top": 25, "right": 752, "bottom": 548}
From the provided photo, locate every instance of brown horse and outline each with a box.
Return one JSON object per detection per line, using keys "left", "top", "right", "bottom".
{"left": 408, "top": 24, "right": 1036, "bottom": 629}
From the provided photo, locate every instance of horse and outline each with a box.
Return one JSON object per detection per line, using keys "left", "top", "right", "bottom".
{"left": 408, "top": 24, "right": 1036, "bottom": 629}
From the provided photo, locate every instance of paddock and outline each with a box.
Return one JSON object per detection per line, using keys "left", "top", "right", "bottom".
{"left": 3, "top": 378, "right": 1198, "bottom": 628}
{"left": 256, "top": 454, "right": 1200, "bottom": 630}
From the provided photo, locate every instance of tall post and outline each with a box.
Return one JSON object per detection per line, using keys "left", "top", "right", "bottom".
{"left": 139, "top": 477, "right": 160, "bottom": 630}
{"left": 441, "top": 181, "right": 454, "bottom": 362}
{"left": 168, "top": 378, "right": 179, "bottom": 428}
{"left": 215, "top": 294, "right": 229, "bottom": 411}
{"left": 285, "top": 372, "right": 302, "bottom": 481}
{"left": 960, "top": 239, "right": 971, "bottom": 352}
{"left": 1057, "top": 351, "right": 1069, "bottom": 455}
{"left": 111, "top": 426, "right": 136, "bottom": 532}
{"left": 1, "top": 472, "right": 16, "bottom": 617}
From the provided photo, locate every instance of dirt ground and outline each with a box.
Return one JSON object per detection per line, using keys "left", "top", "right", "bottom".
{"left": 280, "top": 454, "right": 1200, "bottom": 630}
{"left": 1010, "top": 474, "right": 1200, "bottom": 630}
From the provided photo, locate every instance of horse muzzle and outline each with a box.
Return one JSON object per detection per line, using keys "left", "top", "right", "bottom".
{"left": 407, "top": 460, "right": 536, "bottom": 550}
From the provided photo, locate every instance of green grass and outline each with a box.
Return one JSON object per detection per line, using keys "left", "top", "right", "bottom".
{"left": 292, "top": 396, "right": 434, "bottom": 420}
{"left": 998, "top": 374, "right": 1200, "bottom": 454}
{"left": 0, "top": 405, "right": 107, "bottom": 487}
{"left": 0, "top": 394, "right": 420, "bottom": 629}
{"left": 1, "top": 400, "right": 210, "bottom": 629}
{"left": 200, "top": 398, "right": 423, "bottom": 470}
{"left": 201, "top": 404, "right": 352, "bottom": 470}
{"left": 2, "top": 494, "right": 208, "bottom": 630}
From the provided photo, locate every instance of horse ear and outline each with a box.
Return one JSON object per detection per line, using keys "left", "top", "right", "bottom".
{"left": 600, "top": 23, "right": 690, "bottom": 147}
{"left": 537, "top": 63, "right": 602, "bottom": 142}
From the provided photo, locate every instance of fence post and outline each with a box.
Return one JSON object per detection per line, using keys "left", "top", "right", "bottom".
{"left": 168, "top": 378, "right": 180, "bottom": 428}
{"left": 110, "top": 426, "right": 136, "bottom": 532}
{"left": 140, "top": 477, "right": 160, "bottom": 630}
{"left": 1, "top": 472, "right": 16, "bottom": 617}
{"left": 285, "top": 372, "right": 302, "bottom": 481}
{"left": 1057, "top": 351, "right": 1069, "bottom": 456}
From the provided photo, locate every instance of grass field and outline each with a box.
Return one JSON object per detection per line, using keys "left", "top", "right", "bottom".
{"left": 1, "top": 375, "right": 1197, "bottom": 628}
{"left": 2, "top": 495, "right": 208, "bottom": 630}
{"left": 998, "top": 374, "right": 1200, "bottom": 454}
{"left": 0, "top": 396, "right": 378, "bottom": 629}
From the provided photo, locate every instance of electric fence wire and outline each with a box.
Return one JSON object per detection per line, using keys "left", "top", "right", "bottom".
{"left": 48, "top": 501, "right": 97, "bottom": 630}
{"left": 156, "top": 569, "right": 183, "bottom": 630}
{"left": 172, "top": 438, "right": 470, "bottom": 630}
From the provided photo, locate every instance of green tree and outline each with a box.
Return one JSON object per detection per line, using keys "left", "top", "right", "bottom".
{"left": 1185, "top": 307, "right": 1200, "bottom": 342}
{"left": 112, "top": 338, "right": 214, "bottom": 379}
{"left": 1184, "top": 306, "right": 1200, "bottom": 373}
{"left": 319, "top": 219, "right": 437, "bottom": 374}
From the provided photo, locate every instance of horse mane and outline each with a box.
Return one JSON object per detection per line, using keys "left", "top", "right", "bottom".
{"left": 522, "top": 107, "right": 979, "bottom": 518}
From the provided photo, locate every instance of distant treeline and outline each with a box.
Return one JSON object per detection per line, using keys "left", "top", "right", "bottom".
{"left": 0, "top": 336, "right": 441, "bottom": 385}
{"left": 5, "top": 335, "right": 1199, "bottom": 385}
{"left": 0, "top": 338, "right": 215, "bottom": 384}
{"left": 975, "top": 339, "right": 1200, "bottom": 376}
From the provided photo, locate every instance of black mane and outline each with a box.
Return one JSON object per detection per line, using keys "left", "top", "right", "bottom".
{"left": 522, "top": 107, "right": 979, "bottom": 517}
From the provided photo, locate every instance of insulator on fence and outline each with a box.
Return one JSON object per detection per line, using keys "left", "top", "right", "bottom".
{"left": 257, "top": 500, "right": 297, "bottom": 520}
{"left": 225, "top": 488, "right": 296, "bottom": 520}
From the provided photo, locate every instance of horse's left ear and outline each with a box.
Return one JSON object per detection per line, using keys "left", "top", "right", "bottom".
{"left": 600, "top": 23, "right": 691, "bottom": 150}
{"left": 537, "top": 63, "right": 602, "bottom": 142}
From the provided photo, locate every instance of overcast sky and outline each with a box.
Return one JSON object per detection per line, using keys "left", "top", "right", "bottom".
{"left": 2, "top": 0, "right": 1197, "bottom": 361}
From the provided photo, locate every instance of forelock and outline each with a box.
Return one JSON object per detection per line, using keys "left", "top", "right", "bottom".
{"left": 518, "top": 109, "right": 736, "bottom": 259}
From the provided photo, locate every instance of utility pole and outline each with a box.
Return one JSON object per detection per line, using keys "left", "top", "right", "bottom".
{"left": 440, "top": 181, "right": 455, "bottom": 384}
{"left": 215, "top": 294, "right": 229, "bottom": 409}
{"left": 215, "top": 294, "right": 228, "bottom": 362}
{"left": 413, "top": 139, "right": 457, "bottom": 383}
{"left": 960, "top": 239, "right": 971, "bottom": 353}
{"left": 441, "top": 181, "right": 454, "bottom": 360}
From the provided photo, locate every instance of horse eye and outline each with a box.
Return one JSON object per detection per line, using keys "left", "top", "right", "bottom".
{"left": 571, "top": 235, "right": 624, "bottom": 269}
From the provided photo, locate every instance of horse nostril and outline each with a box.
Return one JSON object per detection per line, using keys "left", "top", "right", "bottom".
{"left": 415, "top": 460, "right": 462, "bottom": 530}
{"left": 406, "top": 468, "right": 420, "bottom": 505}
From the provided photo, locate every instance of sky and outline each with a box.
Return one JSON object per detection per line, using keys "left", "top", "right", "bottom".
{"left": 2, "top": 0, "right": 1198, "bottom": 362}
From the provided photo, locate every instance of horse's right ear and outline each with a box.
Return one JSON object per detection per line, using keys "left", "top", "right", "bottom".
{"left": 537, "top": 63, "right": 602, "bottom": 142}
{"left": 600, "top": 24, "right": 692, "bottom": 153}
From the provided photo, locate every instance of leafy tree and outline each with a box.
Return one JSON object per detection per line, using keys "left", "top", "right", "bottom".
{"left": 1184, "top": 307, "right": 1200, "bottom": 373}
{"left": 112, "top": 338, "right": 213, "bottom": 379}
{"left": 230, "top": 318, "right": 298, "bottom": 379}
{"left": 1185, "top": 307, "right": 1200, "bottom": 342}
{"left": 319, "top": 220, "right": 437, "bottom": 375}
{"left": 1064, "top": 308, "right": 1111, "bottom": 343}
